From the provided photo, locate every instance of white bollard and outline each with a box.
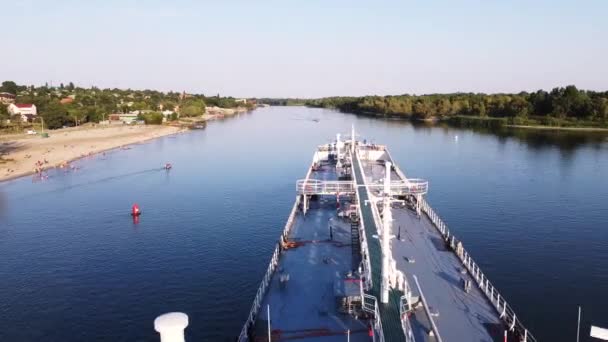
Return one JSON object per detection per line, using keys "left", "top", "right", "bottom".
{"left": 155, "top": 312, "right": 189, "bottom": 342}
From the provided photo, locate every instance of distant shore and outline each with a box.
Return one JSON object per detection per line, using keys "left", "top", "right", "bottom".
{"left": 0, "top": 124, "right": 183, "bottom": 183}
{"left": 504, "top": 124, "right": 608, "bottom": 132}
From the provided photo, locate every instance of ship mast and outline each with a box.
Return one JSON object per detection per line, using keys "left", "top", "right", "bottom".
{"left": 351, "top": 124, "right": 355, "bottom": 154}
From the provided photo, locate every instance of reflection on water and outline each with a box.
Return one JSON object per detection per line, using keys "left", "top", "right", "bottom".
{"left": 408, "top": 119, "right": 608, "bottom": 151}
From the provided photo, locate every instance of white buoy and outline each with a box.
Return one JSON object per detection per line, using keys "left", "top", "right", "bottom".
{"left": 154, "top": 312, "right": 189, "bottom": 342}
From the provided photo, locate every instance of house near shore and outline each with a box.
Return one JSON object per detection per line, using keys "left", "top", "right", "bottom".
{"left": 0, "top": 92, "right": 16, "bottom": 104}
{"left": 8, "top": 103, "right": 37, "bottom": 122}
{"left": 161, "top": 110, "right": 176, "bottom": 122}
{"left": 108, "top": 113, "right": 138, "bottom": 124}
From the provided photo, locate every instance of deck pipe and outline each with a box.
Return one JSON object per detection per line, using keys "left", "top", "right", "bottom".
{"left": 381, "top": 161, "right": 392, "bottom": 304}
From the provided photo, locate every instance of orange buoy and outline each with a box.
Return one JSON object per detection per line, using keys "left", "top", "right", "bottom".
{"left": 131, "top": 203, "right": 141, "bottom": 216}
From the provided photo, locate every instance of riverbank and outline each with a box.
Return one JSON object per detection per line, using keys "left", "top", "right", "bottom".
{"left": 303, "top": 103, "right": 608, "bottom": 132}
{"left": 505, "top": 124, "right": 608, "bottom": 132}
{"left": 0, "top": 124, "right": 183, "bottom": 182}
{"left": 345, "top": 112, "right": 608, "bottom": 132}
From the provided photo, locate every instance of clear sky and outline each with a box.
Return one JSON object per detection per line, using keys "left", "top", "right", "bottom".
{"left": 2, "top": 0, "right": 606, "bottom": 98}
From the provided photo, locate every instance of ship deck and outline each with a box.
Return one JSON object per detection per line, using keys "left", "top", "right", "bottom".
{"left": 255, "top": 163, "right": 372, "bottom": 342}
{"left": 358, "top": 154, "right": 504, "bottom": 342}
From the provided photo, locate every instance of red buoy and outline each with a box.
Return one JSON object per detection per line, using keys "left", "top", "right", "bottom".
{"left": 131, "top": 203, "right": 141, "bottom": 216}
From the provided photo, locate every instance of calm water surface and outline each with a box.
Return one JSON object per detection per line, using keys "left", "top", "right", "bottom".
{"left": 1, "top": 107, "right": 607, "bottom": 341}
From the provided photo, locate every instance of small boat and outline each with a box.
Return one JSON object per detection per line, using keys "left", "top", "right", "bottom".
{"left": 164, "top": 163, "right": 172, "bottom": 170}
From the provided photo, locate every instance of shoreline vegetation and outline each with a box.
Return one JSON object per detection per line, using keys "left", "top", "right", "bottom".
{"left": 260, "top": 85, "right": 608, "bottom": 131}
{"left": 0, "top": 80, "right": 256, "bottom": 182}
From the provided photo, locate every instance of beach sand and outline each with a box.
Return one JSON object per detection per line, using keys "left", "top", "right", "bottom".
{"left": 0, "top": 124, "right": 182, "bottom": 182}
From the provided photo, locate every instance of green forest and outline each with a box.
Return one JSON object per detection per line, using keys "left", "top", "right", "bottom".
{"left": 304, "top": 86, "right": 608, "bottom": 128}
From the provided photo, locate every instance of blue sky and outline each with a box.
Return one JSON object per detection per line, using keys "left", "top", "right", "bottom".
{"left": 2, "top": 0, "right": 606, "bottom": 97}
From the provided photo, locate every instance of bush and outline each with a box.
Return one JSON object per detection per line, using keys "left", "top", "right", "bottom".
{"left": 180, "top": 99, "right": 206, "bottom": 117}
{"left": 142, "top": 112, "right": 164, "bottom": 125}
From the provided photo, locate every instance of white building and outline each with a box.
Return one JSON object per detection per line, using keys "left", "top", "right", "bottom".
{"left": 0, "top": 92, "right": 16, "bottom": 104}
{"left": 8, "top": 103, "right": 37, "bottom": 122}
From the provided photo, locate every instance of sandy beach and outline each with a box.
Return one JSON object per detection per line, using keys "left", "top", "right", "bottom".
{"left": 0, "top": 124, "right": 182, "bottom": 182}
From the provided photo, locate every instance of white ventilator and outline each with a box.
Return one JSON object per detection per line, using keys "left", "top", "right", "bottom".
{"left": 155, "top": 312, "right": 189, "bottom": 342}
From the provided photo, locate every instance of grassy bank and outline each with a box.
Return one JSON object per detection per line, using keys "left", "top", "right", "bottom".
{"left": 446, "top": 115, "right": 608, "bottom": 131}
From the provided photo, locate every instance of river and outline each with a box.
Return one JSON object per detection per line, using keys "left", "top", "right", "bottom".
{"left": 1, "top": 106, "right": 607, "bottom": 341}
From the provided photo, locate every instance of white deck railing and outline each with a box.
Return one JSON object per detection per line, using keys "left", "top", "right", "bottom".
{"left": 362, "top": 294, "right": 385, "bottom": 342}
{"left": 296, "top": 179, "right": 355, "bottom": 195}
{"left": 237, "top": 192, "right": 302, "bottom": 341}
{"left": 399, "top": 296, "right": 417, "bottom": 342}
{"left": 366, "top": 179, "right": 429, "bottom": 196}
{"left": 418, "top": 197, "right": 536, "bottom": 342}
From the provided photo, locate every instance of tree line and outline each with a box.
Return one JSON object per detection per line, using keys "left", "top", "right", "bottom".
{"left": 304, "top": 86, "right": 608, "bottom": 128}
{"left": 0, "top": 81, "right": 252, "bottom": 129}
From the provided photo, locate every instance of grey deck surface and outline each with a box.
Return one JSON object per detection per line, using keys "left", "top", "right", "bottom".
{"left": 257, "top": 164, "right": 372, "bottom": 342}
{"left": 360, "top": 157, "right": 504, "bottom": 342}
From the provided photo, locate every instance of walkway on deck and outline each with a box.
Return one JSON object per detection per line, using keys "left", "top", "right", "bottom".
{"left": 353, "top": 151, "right": 406, "bottom": 342}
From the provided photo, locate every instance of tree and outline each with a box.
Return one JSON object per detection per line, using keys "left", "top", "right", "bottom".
{"left": 11, "top": 114, "right": 23, "bottom": 128}
{"left": 180, "top": 99, "right": 206, "bottom": 117}
{"left": 41, "top": 101, "right": 70, "bottom": 129}
{"left": 437, "top": 98, "right": 452, "bottom": 116}
{"left": 142, "top": 112, "right": 164, "bottom": 125}
{"left": 0, "top": 104, "right": 8, "bottom": 120}
{"left": 0, "top": 105, "right": 8, "bottom": 127}
{"left": 67, "top": 106, "right": 85, "bottom": 126}
{"left": 83, "top": 107, "right": 104, "bottom": 123}
{"left": 181, "top": 104, "right": 203, "bottom": 117}
{"left": 1, "top": 81, "right": 18, "bottom": 95}
{"left": 162, "top": 101, "right": 176, "bottom": 111}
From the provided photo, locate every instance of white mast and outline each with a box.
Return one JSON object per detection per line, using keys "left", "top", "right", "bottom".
{"left": 381, "top": 161, "right": 392, "bottom": 303}
{"left": 351, "top": 124, "right": 355, "bottom": 154}
{"left": 336, "top": 133, "right": 342, "bottom": 157}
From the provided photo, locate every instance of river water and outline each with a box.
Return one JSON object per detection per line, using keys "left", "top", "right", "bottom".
{"left": 1, "top": 106, "right": 607, "bottom": 341}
